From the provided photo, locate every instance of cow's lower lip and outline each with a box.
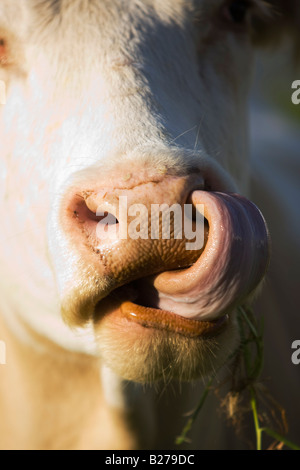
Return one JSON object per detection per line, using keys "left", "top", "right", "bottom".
{"left": 120, "top": 301, "right": 228, "bottom": 338}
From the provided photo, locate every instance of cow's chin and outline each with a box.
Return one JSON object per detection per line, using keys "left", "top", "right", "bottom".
{"left": 94, "top": 306, "right": 239, "bottom": 384}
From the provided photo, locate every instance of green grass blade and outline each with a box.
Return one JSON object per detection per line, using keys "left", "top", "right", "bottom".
{"left": 262, "top": 428, "right": 300, "bottom": 451}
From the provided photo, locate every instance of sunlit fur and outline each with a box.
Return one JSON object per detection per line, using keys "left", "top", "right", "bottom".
{"left": 95, "top": 312, "right": 239, "bottom": 384}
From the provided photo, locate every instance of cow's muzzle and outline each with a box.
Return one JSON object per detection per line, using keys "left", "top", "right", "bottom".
{"left": 59, "top": 173, "right": 270, "bottom": 339}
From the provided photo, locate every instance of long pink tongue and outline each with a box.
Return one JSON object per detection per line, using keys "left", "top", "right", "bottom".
{"left": 154, "top": 191, "right": 271, "bottom": 321}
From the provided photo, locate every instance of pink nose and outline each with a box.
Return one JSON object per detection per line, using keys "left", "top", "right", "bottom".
{"left": 60, "top": 172, "right": 270, "bottom": 331}
{"left": 62, "top": 172, "right": 206, "bottom": 293}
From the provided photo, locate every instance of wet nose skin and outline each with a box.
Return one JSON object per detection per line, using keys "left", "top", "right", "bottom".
{"left": 61, "top": 173, "right": 206, "bottom": 324}
{"left": 84, "top": 176, "right": 206, "bottom": 278}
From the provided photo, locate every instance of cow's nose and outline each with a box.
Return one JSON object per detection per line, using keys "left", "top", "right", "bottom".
{"left": 60, "top": 171, "right": 270, "bottom": 329}
{"left": 64, "top": 173, "right": 206, "bottom": 292}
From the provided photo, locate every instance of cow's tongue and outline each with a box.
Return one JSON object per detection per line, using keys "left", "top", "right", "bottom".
{"left": 132, "top": 191, "right": 271, "bottom": 322}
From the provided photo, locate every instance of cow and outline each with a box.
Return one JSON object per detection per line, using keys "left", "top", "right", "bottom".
{"left": 0, "top": 0, "right": 299, "bottom": 450}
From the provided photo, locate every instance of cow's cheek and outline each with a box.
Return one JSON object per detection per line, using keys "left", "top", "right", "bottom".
{"left": 0, "top": 112, "right": 58, "bottom": 311}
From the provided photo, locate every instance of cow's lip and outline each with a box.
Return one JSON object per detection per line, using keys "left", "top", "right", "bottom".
{"left": 94, "top": 280, "right": 229, "bottom": 338}
{"left": 120, "top": 301, "right": 229, "bottom": 338}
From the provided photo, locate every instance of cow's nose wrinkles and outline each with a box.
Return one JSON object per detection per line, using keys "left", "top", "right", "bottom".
{"left": 79, "top": 175, "right": 207, "bottom": 284}
{"left": 61, "top": 173, "right": 206, "bottom": 321}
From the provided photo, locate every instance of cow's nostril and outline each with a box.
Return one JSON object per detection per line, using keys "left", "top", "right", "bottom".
{"left": 67, "top": 194, "right": 120, "bottom": 248}
{"left": 84, "top": 194, "right": 119, "bottom": 225}
{"left": 97, "top": 212, "right": 119, "bottom": 225}
{"left": 73, "top": 198, "right": 118, "bottom": 225}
